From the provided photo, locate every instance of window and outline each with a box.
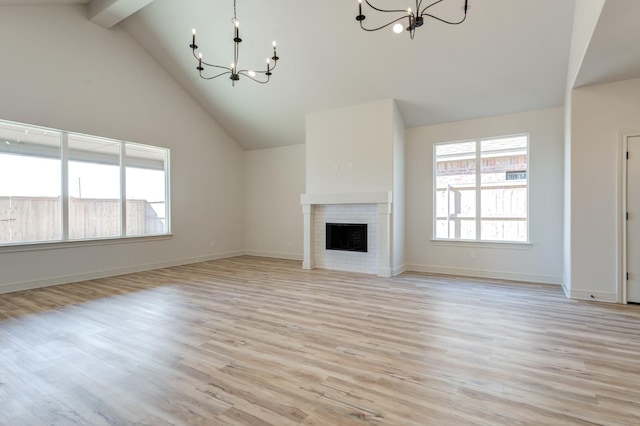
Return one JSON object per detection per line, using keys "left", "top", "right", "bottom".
{"left": 434, "top": 134, "right": 528, "bottom": 242}
{"left": 68, "top": 135, "right": 121, "bottom": 240}
{"left": 0, "top": 119, "right": 170, "bottom": 246}
{"left": 0, "top": 123, "right": 62, "bottom": 243}
{"left": 125, "top": 143, "right": 169, "bottom": 236}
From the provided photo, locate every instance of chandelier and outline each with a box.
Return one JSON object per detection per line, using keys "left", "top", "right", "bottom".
{"left": 189, "top": 0, "right": 279, "bottom": 86}
{"left": 356, "top": 0, "right": 469, "bottom": 39}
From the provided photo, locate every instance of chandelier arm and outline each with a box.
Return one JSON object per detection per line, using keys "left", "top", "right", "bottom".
{"left": 237, "top": 59, "right": 277, "bottom": 76}
{"left": 201, "top": 61, "right": 233, "bottom": 71}
{"left": 238, "top": 70, "right": 270, "bottom": 84}
{"left": 199, "top": 71, "right": 233, "bottom": 80}
{"left": 234, "top": 53, "right": 277, "bottom": 76}
{"left": 359, "top": 15, "right": 409, "bottom": 32}
{"left": 420, "top": 12, "right": 467, "bottom": 25}
{"left": 364, "top": 0, "right": 407, "bottom": 14}
{"left": 419, "top": 0, "right": 445, "bottom": 13}
{"left": 191, "top": 49, "right": 206, "bottom": 63}
{"left": 420, "top": 0, "right": 467, "bottom": 24}
{"left": 191, "top": 50, "right": 232, "bottom": 71}
{"left": 235, "top": 68, "right": 271, "bottom": 75}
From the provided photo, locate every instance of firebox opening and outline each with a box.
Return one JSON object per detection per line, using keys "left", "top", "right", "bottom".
{"left": 326, "top": 223, "right": 368, "bottom": 252}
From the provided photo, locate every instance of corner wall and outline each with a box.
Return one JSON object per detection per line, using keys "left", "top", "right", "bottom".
{"left": 406, "top": 107, "right": 564, "bottom": 284}
{"left": 0, "top": 5, "right": 244, "bottom": 291}
{"left": 562, "top": 0, "right": 605, "bottom": 297}
{"left": 569, "top": 77, "right": 640, "bottom": 302}
{"left": 563, "top": 95, "right": 573, "bottom": 296}
{"left": 392, "top": 104, "right": 406, "bottom": 275}
{"left": 244, "top": 144, "right": 305, "bottom": 260}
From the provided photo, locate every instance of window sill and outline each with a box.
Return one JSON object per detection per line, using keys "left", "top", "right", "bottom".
{"left": 430, "top": 239, "right": 532, "bottom": 250}
{"left": 0, "top": 234, "right": 173, "bottom": 254}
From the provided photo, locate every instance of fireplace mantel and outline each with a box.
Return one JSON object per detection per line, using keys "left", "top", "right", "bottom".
{"left": 300, "top": 191, "right": 392, "bottom": 277}
{"left": 300, "top": 191, "right": 392, "bottom": 206}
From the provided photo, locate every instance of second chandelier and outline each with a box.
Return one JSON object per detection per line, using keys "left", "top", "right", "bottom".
{"left": 356, "top": 0, "right": 469, "bottom": 40}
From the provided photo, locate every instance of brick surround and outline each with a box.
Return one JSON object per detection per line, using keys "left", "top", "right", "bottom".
{"left": 301, "top": 192, "right": 392, "bottom": 277}
{"left": 313, "top": 204, "right": 378, "bottom": 274}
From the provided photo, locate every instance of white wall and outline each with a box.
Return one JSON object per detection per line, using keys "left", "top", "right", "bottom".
{"left": 563, "top": 0, "right": 606, "bottom": 296}
{"left": 406, "top": 107, "right": 564, "bottom": 284}
{"left": 0, "top": 5, "right": 244, "bottom": 292}
{"left": 244, "top": 144, "right": 305, "bottom": 260}
{"left": 305, "top": 99, "right": 395, "bottom": 195}
{"left": 569, "top": 77, "right": 640, "bottom": 302}
{"left": 563, "top": 95, "right": 573, "bottom": 296}
{"left": 392, "top": 104, "right": 406, "bottom": 275}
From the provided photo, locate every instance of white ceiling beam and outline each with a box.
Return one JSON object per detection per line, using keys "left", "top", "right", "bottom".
{"left": 88, "top": 0, "right": 155, "bottom": 29}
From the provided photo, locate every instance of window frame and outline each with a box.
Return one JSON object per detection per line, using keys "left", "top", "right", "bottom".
{"left": 432, "top": 133, "right": 530, "bottom": 244}
{"left": 0, "top": 119, "right": 171, "bottom": 251}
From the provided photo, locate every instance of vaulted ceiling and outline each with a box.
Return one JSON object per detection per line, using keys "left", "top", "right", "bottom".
{"left": 122, "top": 0, "right": 576, "bottom": 150}
{"left": 574, "top": 0, "right": 640, "bottom": 88}
{"left": 3, "top": 0, "right": 640, "bottom": 150}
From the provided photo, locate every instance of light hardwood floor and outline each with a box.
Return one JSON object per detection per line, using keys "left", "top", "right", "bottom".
{"left": 1, "top": 256, "right": 640, "bottom": 425}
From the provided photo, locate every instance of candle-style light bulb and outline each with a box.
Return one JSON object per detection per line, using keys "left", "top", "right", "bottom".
{"left": 358, "top": 0, "right": 362, "bottom": 15}
{"left": 407, "top": 7, "right": 412, "bottom": 15}
{"left": 198, "top": 53, "right": 202, "bottom": 69}
{"left": 191, "top": 28, "right": 196, "bottom": 49}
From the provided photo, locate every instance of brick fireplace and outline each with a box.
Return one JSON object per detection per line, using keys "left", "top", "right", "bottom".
{"left": 301, "top": 192, "right": 392, "bottom": 277}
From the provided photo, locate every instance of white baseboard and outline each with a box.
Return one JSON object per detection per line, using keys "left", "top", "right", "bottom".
{"left": 243, "top": 250, "right": 303, "bottom": 261}
{"left": 392, "top": 264, "right": 407, "bottom": 276}
{"left": 0, "top": 251, "right": 243, "bottom": 294}
{"left": 405, "top": 264, "right": 562, "bottom": 285}
{"left": 569, "top": 289, "right": 618, "bottom": 303}
{"left": 377, "top": 266, "right": 392, "bottom": 278}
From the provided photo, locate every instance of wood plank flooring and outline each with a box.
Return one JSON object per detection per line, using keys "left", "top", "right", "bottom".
{"left": 1, "top": 256, "right": 640, "bottom": 425}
